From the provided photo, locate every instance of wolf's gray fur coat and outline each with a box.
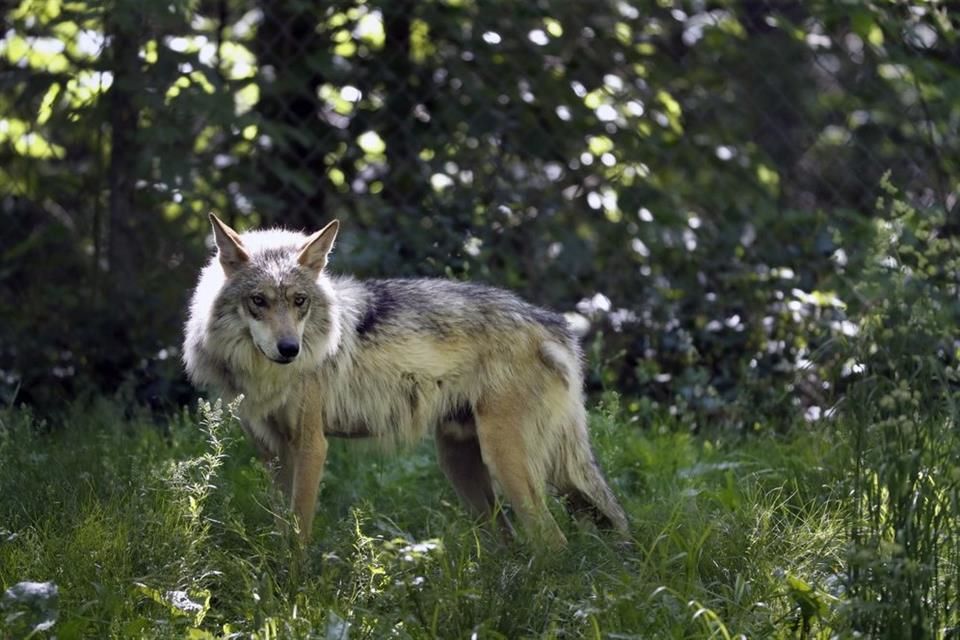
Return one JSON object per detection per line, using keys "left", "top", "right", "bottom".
{"left": 183, "top": 215, "right": 628, "bottom": 546}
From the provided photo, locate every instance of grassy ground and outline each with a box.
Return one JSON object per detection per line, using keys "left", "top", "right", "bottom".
{"left": 0, "top": 397, "right": 849, "bottom": 639}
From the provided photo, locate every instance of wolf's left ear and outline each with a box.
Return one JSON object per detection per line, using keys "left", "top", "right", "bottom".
{"left": 298, "top": 219, "right": 340, "bottom": 274}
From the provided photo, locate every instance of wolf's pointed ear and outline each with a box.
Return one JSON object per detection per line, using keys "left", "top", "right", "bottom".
{"left": 298, "top": 219, "right": 340, "bottom": 274}
{"left": 209, "top": 213, "right": 249, "bottom": 276}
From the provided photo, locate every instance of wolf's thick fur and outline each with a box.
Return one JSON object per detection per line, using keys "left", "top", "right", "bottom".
{"left": 183, "top": 215, "right": 628, "bottom": 546}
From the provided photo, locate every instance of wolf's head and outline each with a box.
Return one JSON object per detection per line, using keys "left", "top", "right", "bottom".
{"left": 208, "top": 213, "right": 339, "bottom": 365}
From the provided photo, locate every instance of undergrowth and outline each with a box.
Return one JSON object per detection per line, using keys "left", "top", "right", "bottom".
{"left": 1, "top": 397, "right": 848, "bottom": 639}
{"left": 839, "top": 177, "right": 960, "bottom": 637}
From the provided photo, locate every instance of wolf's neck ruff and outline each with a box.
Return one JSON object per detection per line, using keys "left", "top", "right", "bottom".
{"left": 183, "top": 215, "right": 629, "bottom": 546}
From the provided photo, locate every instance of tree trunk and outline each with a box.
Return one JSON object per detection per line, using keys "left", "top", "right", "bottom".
{"left": 381, "top": 0, "right": 424, "bottom": 217}
{"left": 106, "top": 0, "right": 143, "bottom": 294}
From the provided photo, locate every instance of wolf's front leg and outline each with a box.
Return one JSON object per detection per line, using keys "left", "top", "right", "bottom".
{"left": 243, "top": 417, "right": 295, "bottom": 500}
{"left": 289, "top": 406, "right": 328, "bottom": 543}
{"left": 273, "top": 443, "right": 295, "bottom": 500}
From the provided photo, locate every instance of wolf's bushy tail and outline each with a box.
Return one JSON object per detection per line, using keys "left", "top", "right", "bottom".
{"left": 555, "top": 408, "right": 629, "bottom": 534}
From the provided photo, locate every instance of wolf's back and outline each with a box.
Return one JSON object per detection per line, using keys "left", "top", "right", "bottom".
{"left": 342, "top": 277, "right": 576, "bottom": 347}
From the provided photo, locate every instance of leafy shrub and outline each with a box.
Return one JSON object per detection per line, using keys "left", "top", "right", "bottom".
{"left": 841, "top": 176, "right": 960, "bottom": 636}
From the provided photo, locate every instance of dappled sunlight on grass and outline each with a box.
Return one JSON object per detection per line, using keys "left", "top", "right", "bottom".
{"left": 0, "top": 398, "right": 854, "bottom": 637}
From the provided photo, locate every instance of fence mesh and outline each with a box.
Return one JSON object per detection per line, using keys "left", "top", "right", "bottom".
{"left": 1, "top": 0, "right": 958, "bottom": 414}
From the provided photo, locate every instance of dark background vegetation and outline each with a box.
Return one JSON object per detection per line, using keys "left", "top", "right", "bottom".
{"left": 3, "top": 2, "right": 960, "bottom": 636}
{"left": 1, "top": 0, "right": 957, "bottom": 424}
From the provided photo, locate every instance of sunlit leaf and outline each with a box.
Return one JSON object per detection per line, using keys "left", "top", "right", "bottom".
{"left": 544, "top": 17, "right": 563, "bottom": 38}
{"left": 357, "top": 130, "right": 385, "bottom": 156}
{"left": 37, "top": 83, "right": 60, "bottom": 125}
{"left": 356, "top": 11, "right": 385, "bottom": 49}
{"left": 756, "top": 164, "right": 779, "bottom": 194}
{"left": 411, "top": 19, "right": 434, "bottom": 62}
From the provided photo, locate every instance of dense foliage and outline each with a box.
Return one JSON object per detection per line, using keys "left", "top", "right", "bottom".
{"left": 1, "top": 1, "right": 957, "bottom": 426}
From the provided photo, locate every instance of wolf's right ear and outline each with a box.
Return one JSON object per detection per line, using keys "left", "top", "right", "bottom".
{"left": 209, "top": 213, "right": 249, "bottom": 276}
{"left": 298, "top": 219, "right": 339, "bottom": 274}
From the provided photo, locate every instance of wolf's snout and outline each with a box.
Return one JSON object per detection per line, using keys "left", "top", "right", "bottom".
{"left": 277, "top": 338, "right": 300, "bottom": 359}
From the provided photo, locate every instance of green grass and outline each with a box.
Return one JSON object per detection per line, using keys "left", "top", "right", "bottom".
{"left": 0, "top": 398, "right": 850, "bottom": 639}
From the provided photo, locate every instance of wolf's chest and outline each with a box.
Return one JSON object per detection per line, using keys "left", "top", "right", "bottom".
{"left": 234, "top": 365, "right": 303, "bottom": 421}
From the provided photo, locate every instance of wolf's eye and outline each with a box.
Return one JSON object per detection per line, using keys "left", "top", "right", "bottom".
{"left": 250, "top": 294, "right": 268, "bottom": 308}
{"left": 293, "top": 294, "right": 307, "bottom": 307}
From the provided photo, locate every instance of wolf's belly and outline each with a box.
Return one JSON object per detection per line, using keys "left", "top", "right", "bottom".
{"left": 318, "top": 363, "right": 473, "bottom": 444}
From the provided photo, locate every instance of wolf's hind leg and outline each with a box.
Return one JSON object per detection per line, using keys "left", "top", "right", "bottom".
{"left": 474, "top": 402, "right": 567, "bottom": 549}
{"left": 436, "top": 421, "right": 515, "bottom": 539}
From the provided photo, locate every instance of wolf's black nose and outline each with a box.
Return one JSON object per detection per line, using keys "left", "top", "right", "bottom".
{"left": 277, "top": 338, "right": 300, "bottom": 358}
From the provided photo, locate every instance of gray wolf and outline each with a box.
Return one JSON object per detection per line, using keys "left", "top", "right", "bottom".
{"left": 183, "top": 214, "right": 628, "bottom": 547}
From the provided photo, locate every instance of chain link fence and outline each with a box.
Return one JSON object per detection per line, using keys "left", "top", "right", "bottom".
{"left": 1, "top": 0, "right": 958, "bottom": 416}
